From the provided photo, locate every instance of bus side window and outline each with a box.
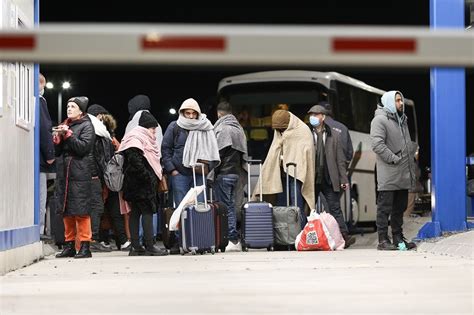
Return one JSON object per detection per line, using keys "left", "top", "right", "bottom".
{"left": 334, "top": 82, "right": 355, "bottom": 130}
{"left": 350, "top": 88, "right": 378, "bottom": 133}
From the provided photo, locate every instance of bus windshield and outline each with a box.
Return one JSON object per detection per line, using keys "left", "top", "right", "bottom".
{"left": 219, "top": 81, "right": 328, "bottom": 160}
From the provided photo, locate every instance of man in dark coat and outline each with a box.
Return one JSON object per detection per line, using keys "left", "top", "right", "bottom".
{"left": 319, "top": 101, "right": 353, "bottom": 165}
{"left": 54, "top": 96, "right": 96, "bottom": 259}
{"left": 307, "top": 104, "right": 355, "bottom": 248}
{"left": 39, "top": 74, "right": 55, "bottom": 237}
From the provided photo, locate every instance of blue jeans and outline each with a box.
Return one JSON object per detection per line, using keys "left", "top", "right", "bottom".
{"left": 171, "top": 172, "right": 205, "bottom": 244}
{"left": 277, "top": 175, "right": 307, "bottom": 229}
{"left": 171, "top": 173, "right": 204, "bottom": 206}
{"left": 214, "top": 174, "right": 239, "bottom": 241}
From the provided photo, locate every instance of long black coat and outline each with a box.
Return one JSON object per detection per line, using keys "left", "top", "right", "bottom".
{"left": 122, "top": 147, "right": 159, "bottom": 213}
{"left": 55, "top": 115, "right": 95, "bottom": 216}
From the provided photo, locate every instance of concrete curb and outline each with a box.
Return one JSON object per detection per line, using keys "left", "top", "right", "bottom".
{"left": 417, "top": 230, "right": 474, "bottom": 260}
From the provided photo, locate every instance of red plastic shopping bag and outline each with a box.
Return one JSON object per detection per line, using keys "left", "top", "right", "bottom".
{"left": 295, "top": 213, "right": 335, "bottom": 251}
{"left": 319, "top": 211, "right": 345, "bottom": 250}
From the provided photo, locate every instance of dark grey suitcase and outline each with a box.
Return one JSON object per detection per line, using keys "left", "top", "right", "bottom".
{"left": 179, "top": 163, "right": 216, "bottom": 255}
{"left": 273, "top": 162, "right": 302, "bottom": 250}
{"left": 241, "top": 160, "right": 274, "bottom": 252}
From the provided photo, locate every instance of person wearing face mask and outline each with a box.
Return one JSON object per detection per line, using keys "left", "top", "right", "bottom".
{"left": 38, "top": 73, "right": 55, "bottom": 238}
{"left": 118, "top": 111, "right": 168, "bottom": 256}
{"left": 307, "top": 104, "right": 355, "bottom": 248}
{"left": 370, "top": 91, "right": 417, "bottom": 251}
{"left": 53, "top": 96, "right": 96, "bottom": 259}
{"left": 253, "top": 110, "right": 315, "bottom": 229}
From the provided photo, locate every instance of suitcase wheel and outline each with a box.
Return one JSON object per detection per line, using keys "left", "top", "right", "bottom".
{"left": 210, "top": 248, "right": 215, "bottom": 255}
{"left": 220, "top": 247, "right": 226, "bottom": 253}
{"left": 267, "top": 246, "right": 274, "bottom": 252}
{"left": 242, "top": 245, "right": 248, "bottom": 252}
{"left": 191, "top": 249, "right": 197, "bottom": 255}
{"left": 180, "top": 247, "right": 185, "bottom": 255}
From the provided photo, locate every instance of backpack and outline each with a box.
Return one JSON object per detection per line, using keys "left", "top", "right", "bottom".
{"left": 94, "top": 137, "right": 115, "bottom": 182}
{"left": 103, "top": 152, "right": 125, "bottom": 192}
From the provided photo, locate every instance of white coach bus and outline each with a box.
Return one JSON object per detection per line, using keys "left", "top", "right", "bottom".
{"left": 216, "top": 70, "right": 418, "bottom": 226}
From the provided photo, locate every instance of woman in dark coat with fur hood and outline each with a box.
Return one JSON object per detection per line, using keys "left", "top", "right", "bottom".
{"left": 118, "top": 112, "right": 168, "bottom": 256}
{"left": 53, "top": 96, "right": 96, "bottom": 259}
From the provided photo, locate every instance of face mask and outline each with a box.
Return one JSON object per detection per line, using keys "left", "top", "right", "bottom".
{"left": 39, "top": 89, "right": 44, "bottom": 96}
{"left": 309, "top": 116, "right": 320, "bottom": 127}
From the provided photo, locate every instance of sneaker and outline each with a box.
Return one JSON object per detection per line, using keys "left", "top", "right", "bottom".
{"left": 100, "top": 241, "right": 112, "bottom": 249}
{"left": 377, "top": 240, "right": 398, "bottom": 251}
{"left": 225, "top": 241, "right": 242, "bottom": 252}
{"left": 90, "top": 241, "right": 113, "bottom": 252}
{"left": 120, "top": 240, "right": 132, "bottom": 251}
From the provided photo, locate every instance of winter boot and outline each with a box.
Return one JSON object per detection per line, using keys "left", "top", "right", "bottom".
{"left": 377, "top": 234, "right": 397, "bottom": 250}
{"left": 145, "top": 241, "right": 169, "bottom": 256}
{"left": 129, "top": 245, "right": 146, "bottom": 256}
{"left": 342, "top": 232, "right": 356, "bottom": 249}
{"left": 74, "top": 241, "right": 92, "bottom": 258}
{"left": 393, "top": 234, "right": 417, "bottom": 251}
{"left": 56, "top": 241, "right": 76, "bottom": 258}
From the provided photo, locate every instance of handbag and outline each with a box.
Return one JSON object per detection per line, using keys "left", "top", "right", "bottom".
{"left": 157, "top": 174, "right": 169, "bottom": 193}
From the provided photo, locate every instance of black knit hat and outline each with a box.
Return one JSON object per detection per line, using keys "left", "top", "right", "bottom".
{"left": 138, "top": 111, "right": 158, "bottom": 129}
{"left": 87, "top": 104, "right": 109, "bottom": 116}
{"left": 68, "top": 96, "right": 89, "bottom": 113}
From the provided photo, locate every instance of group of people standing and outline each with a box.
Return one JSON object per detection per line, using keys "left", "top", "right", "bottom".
{"left": 39, "top": 71, "right": 417, "bottom": 259}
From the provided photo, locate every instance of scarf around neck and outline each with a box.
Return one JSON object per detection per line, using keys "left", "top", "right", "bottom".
{"left": 214, "top": 114, "right": 248, "bottom": 155}
{"left": 118, "top": 126, "right": 162, "bottom": 180}
{"left": 177, "top": 113, "right": 220, "bottom": 168}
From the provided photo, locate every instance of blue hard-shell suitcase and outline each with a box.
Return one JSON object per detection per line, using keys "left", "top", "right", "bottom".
{"left": 179, "top": 163, "right": 216, "bottom": 255}
{"left": 241, "top": 160, "right": 274, "bottom": 252}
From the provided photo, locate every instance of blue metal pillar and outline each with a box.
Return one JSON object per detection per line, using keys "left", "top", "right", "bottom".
{"left": 418, "top": 0, "right": 467, "bottom": 238}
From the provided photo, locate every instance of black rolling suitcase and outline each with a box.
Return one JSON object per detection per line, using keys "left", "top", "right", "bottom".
{"left": 241, "top": 160, "right": 274, "bottom": 252}
{"left": 210, "top": 189, "right": 229, "bottom": 252}
{"left": 273, "top": 162, "right": 302, "bottom": 251}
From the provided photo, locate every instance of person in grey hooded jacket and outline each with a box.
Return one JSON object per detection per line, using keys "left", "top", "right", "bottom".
{"left": 370, "top": 90, "right": 416, "bottom": 251}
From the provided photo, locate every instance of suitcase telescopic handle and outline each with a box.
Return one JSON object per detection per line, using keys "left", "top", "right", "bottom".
{"left": 192, "top": 162, "right": 207, "bottom": 208}
{"left": 246, "top": 159, "right": 263, "bottom": 202}
{"left": 286, "top": 163, "right": 297, "bottom": 207}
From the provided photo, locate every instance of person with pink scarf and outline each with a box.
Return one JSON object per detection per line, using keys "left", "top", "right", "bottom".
{"left": 118, "top": 112, "right": 168, "bottom": 256}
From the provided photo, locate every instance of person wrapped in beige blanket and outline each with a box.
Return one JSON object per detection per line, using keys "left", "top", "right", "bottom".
{"left": 252, "top": 110, "right": 315, "bottom": 228}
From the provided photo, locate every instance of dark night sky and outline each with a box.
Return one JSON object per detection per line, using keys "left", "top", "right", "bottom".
{"left": 39, "top": 3, "right": 473, "bottom": 173}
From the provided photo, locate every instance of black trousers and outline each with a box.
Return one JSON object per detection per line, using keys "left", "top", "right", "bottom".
{"left": 90, "top": 178, "right": 104, "bottom": 241}
{"left": 376, "top": 190, "right": 408, "bottom": 240}
{"left": 315, "top": 181, "right": 348, "bottom": 234}
{"left": 129, "top": 200, "right": 154, "bottom": 248}
{"left": 103, "top": 192, "right": 128, "bottom": 245}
